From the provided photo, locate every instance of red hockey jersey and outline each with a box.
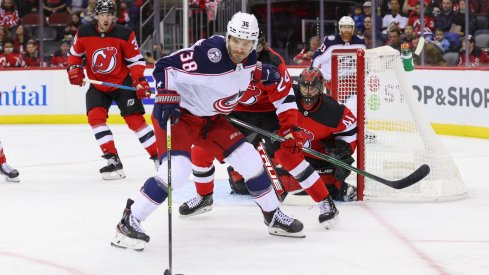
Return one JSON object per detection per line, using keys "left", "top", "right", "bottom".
{"left": 68, "top": 23, "right": 146, "bottom": 92}
{"left": 295, "top": 92, "right": 357, "bottom": 157}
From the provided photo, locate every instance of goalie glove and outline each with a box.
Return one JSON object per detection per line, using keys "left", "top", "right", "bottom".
{"left": 327, "top": 140, "right": 354, "bottom": 181}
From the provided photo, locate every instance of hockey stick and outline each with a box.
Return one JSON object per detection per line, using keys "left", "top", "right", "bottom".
{"left": 84, "top": 78, "right": 137, "bottom": 91}
{"left": 256, "top": 141, "right": 287, "bottom": 201}
{"left": 164, "top": 119, "right": 174, "bottom": 275}
{"left": 414, "top": 36, "right": 425, "bottom": 56}
{"left": 228, "top": 117, "right": 430, "bottom": 190}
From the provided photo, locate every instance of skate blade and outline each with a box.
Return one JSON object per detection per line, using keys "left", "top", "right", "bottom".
{"left": 179, "top": 205, "right": 213, "bottom": 218}
{"left": 321, "top": 216, "right": 339, "bottom": 230}
{"left": 268, "top": 228, "right": 306, "bottom": 238}
{"left": 111, "top": 231, "right": 147, "bottom": 251}
{"left": 102, "top": 169, "right": 126, "bottom": 180}
{"left": 4, "top": 176, "right": 20, "bottom": 183}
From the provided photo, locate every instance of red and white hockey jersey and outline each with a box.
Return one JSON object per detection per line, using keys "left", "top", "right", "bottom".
{"left": 68, "top": 23, "right": 146, "bottom": 92}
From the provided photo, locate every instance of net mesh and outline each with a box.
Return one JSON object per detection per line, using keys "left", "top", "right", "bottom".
{"left": 333, "top": 47, "right": 466, "bottom": 202}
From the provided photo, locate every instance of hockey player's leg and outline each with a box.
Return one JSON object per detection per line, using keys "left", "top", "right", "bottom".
{"left": 275, "top": 149, "right": 339, "bottom": 229}
{"left": 88, "top": 107, "right": 126, "bottom": 180}
{"left": 0, "top": 143, "right": 19, "bottom": 182}
{"left": 123, "top": 114, "right": 159, "bottom": 170}
{"left": 112, "top": 154, "right": 192, "bottom": 251}
{"left": 226, "top": 142, "right": 305, "bottom": 238}
{"left": 179, "top": 146, "right": 215, "bottom": 217}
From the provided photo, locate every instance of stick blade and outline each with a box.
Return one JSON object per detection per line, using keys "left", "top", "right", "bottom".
{"left": 389, "top": 164, "right": 431, "bottom": 189}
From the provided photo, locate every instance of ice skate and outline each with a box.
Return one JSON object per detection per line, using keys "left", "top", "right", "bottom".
{"left": 100, "top": 153, "right": 125, "bottom": 180}
{"left": 0, "top": 162, "right": 19, "bottom": 182}
{"left": 264, "top": 208, "right": 305, "bottom": 238}
{"left": 179, "top": 193, "right": 213, "bottom": 217}
{"left": 111, "top": 199, "right": 150, "bottom": 251}
{"left": 318, "top": 195, "right": 339, "bottom": 230}
{"left": 150, "top": 155, "right": 160, "bottom": 171}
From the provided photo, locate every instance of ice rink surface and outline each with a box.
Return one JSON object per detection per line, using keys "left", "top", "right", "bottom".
{"left": 0, "top": 124, "right": 488, "bottom": 275}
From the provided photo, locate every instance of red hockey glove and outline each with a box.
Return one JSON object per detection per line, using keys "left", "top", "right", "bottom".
{"left": 133, "top": 77, "right": 151, "bottom": 99}
{"left": 67, "top": 64, "right": 85, "bottom": 86}
{"left": 278, "top": 126, "right": 305, "bottom": 154}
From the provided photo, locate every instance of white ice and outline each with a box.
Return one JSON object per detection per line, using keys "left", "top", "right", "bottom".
{"left": 0, "top": 125, "right": 488, "bottom": 275}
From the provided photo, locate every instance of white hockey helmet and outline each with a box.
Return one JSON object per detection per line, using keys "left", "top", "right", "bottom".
{"left": 226, "top": 12, "right": 260, "bottom": 50}
{"left": 338, "top": 16, "right": 355, "bottom": 30}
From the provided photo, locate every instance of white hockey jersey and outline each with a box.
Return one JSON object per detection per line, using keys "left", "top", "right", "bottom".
{"left": 153, "top": 36, "right": 257, "bottom": 117}
{"left": 311, "top": 34, "right": 366, "bottom": 81}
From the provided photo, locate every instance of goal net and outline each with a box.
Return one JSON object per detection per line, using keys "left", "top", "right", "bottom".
{"left": 331, "top": 46, "right": 466, "bottom": 202}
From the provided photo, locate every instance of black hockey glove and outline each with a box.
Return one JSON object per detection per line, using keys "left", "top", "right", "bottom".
{"left": 328, "top": 140, "right": 354, "bottom": 182}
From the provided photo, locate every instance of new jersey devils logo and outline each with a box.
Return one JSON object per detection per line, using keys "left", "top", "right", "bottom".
{"left": 213, "top": 90, "right": 246, "bottom": 114}
{"left": 300, "top": 127, "right": 314, "bottom": 148}
{"left": 239, "top": 84, "right": 262, "bottom": 106}
{"left": 92, "top": 47, "right": 118, "bottom": 74}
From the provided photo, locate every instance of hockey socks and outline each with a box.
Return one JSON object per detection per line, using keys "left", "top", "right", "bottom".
{"left": 131, "top": 177, "right": 168, "bottom": 221}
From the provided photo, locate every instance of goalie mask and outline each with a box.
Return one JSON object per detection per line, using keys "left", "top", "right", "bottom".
{"left": 298, "top": 68, "right": 324, "bottom": 108}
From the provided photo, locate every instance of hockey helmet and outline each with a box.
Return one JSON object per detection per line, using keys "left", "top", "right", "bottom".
{"left": 338, "top": 16, "right": 355, "bottom": 30}
{"left": 226, "top": 12, "right": 260, "bottom": 50}
{"left": 298, "top": 67, "right": 324, "bottom": 106}
{"left": 95, "top": 0, "right": 115, "bottom": 15}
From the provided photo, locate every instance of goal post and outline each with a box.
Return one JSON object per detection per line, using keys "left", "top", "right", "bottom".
{"left": 331, "top": 46, "right": 466, "bottom": 202}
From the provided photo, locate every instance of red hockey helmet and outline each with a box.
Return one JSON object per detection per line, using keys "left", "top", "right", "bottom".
{"left": 298, "top": 67, "right": 324, "bottom": 107}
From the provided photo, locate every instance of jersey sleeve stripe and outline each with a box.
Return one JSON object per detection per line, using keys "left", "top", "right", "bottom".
{"left": 125, "top": 54, "right": 144, "bottom": 63}
{"left": 275, "top": 101, "right": 298, "bottom": 116}
{"left": 69, "top": 47, "right": 84, "bottom": 57}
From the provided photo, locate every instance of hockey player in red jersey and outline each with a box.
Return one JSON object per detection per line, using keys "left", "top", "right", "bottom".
{"left": 0, "top": 141, "right": 19, "bottom": 182}
{"left": 66, "top": 0, "right": 157, "bottom": 180}
{"left": 110, "top": 12, "right": 305, "bottom": 251}
{"left": 281, "top": 67, "right": 358, "bottom": 203}
{"left": 179, "top": 44, "right": 340, "bottom": 229}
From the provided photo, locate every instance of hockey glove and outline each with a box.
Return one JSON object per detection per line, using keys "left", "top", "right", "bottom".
{"left": 253, "top": 62, "right": 281, "bottom": 84}
{"left": 153, "top": 89, "right": 181, "bottom": 129}
{"left": 133, "top": 77, "right": 151, "bottom": 99}
{"left": 328, "top": 140, "right": 354, "bottom": 181}
{"left": 67, "top": 64, "right": 85, "bottom": 86}
{"left": 278, "top": 126, "right": 305, "bottom": 154}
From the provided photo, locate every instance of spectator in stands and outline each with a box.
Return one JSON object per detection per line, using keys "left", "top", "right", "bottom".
{"left": 403, "top": 0, "right": 430, "bottom": 16}
{"left": 15, "top": 0, "right": 37, "bottom": 18}
{"left": 0, "top": 39, "right": 24, "bottom": 67}
{"left": 114, "top": 0, "right": 130, "bottom": 26}
{"left": 0, "top": 0, "right": 20, "bottom": 30}
{"left": 0, "top": 25, "right": 10, "bottom": 52}
{"left": 363, "top": 1, "right": 385, "bottom": 46}
{"left": 352, "top": 4, "right": 365, "bottom": 34}
{"left": 12, "top": 25, "right": 30, "bottom": 54}
{"left": 412, "top": 35, "right": 448, "bottom": 66}
{"left": 388, "top": 29, "right": 403, "bottom": 51}
{"left": 434, "top": 28, "right": 450, "bottom": 53}
{"left": 404, "top": 25, "right": 416, "bottom": 47}
{"left": 435, "top": 0, "right": 456, "bottom": 32}
{"left": 64, "top": 12, "right": 81, "bottom": 37}
{"left": 124, "top": 0, "right": 142, "bottom": 31}
{"left": 452, "top": 0, "right": 477, "bottom": 36}
{"left": 43, "top": 0, "right": 67, "bottom": 17}
{"left": 49, "top": 39, "right": 70, "bottom": 67}
{"left": 81, "top": 0, "right": 96, "bottom": 24}
{"left": 67, "top": 0, "right": 88, "bottom": 15}
{"left": 459, "top": 35, "right": 489, "bottom": 66}
{"left": 407, "top": 2, "right": 435, "bottom": 33}
{"left": 382, "top": 0, "right": 408, "bottom": 34}
{"left": 23, "top": 39, "right": 45, "bottom": 67}
{"left": 293, "top": 36, "right": 320, "bottom": 66}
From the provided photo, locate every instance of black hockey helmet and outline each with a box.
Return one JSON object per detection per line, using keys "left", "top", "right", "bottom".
{"left": 95, "top": 0, "right": 115, "bottom": 15}
{"left": 298, "top": 67, "right": 324, "bottom": 106}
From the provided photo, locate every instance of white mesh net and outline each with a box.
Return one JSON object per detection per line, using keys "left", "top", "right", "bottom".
{"left": 333, "top": 46, "right": 466, "bottom": 202}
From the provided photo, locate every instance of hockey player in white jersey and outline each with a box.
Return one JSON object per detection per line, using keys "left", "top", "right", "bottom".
{"left": 311, "top": 16, "right": 366, "bottom": 117}
{"left": 111, "top": 12, "right": 305, "bottom": 251}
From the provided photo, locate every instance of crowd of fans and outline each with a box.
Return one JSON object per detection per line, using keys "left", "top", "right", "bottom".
{"left": 0, "top": 0, "right": 143, "bottom": 68}
{"left": 294, "top": 0, "right": 489, "bottom": 67}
